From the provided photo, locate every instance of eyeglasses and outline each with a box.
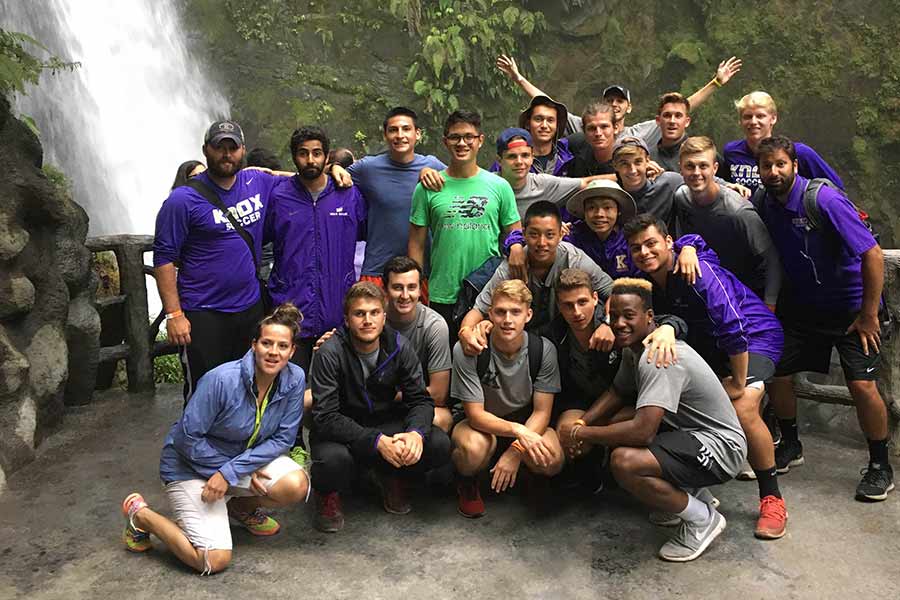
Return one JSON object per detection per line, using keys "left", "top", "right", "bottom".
{"left": 445, "top": 133, "right": 481, "bottom": 145}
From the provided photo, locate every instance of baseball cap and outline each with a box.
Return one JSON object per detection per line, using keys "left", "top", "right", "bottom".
{"left": 517, "top": 95, "right": 570, "bottom": 136}
{"left": 205, "top": 120, "right": 245, "bottom": 146}
{"left": 612, "top": 136, "right": 651, "bottom": 159}
{"left": 602, "top": 85, "right": 631, "bottom": 102}
{"left": 496, "top": 127, "right": 533, "bottom": 155}
{"left": 566, "top": 179, "right": 637, "bottom": 222}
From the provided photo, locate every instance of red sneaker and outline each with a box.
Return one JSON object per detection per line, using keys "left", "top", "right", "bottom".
{"left": 314, "top": 491, "right": 344, "bottom": 533}
{"left": 755, "top": 495, "right": 788, "bottom": 539}
{"left": 456, "top": 477, "right": 485, "bottom": 519}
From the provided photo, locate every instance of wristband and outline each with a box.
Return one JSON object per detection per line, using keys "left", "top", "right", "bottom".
{"left": 712, "top": 76, "right": 723, "bottom": 88}
{"left": 571, "top": 424, "right": 583, "bottom": 442}
{"left": 165, "top": 310, "right": 183, "bottom": 320}
{"left": 511, "top": 440, "right": 525, "bottom": 454}
{"left": 574, "top": 418, "right": 587, "bottom": 427}
{"left": 502, "top": 228, "right": 525, "bottom": 257}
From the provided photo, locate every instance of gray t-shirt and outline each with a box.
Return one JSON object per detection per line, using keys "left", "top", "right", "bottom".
{"left": 473, "top": 241, "right": 614, "bottom": 331}
{"left": 389, "top": 303, "right": 452, "bottom": 376}
{"left": 613, "top": 341, "right": 747, "bottom": 477}
{"left": 356, "top": 348, "right": 379, "bottom": 380}
{"left": 673, "top": 183, "right": 782, "bottom": 302}
{"left": 630, "top": 172, "right": 684, "bottom": 229}
{"left": 513, "top": 173, "right": 582, "bottom": 219}
{"left": 451, "top": 333, "right": 560, "bottom": 419}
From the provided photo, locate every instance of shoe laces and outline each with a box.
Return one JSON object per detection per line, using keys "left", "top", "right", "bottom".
{"left": 321, "top": 493, "right": 340, "bottom": 517}
{"left": 240, "top": 508, "right": 268, "bottom": 526}
{"left": 759, "top": 495, "right": 786, "bottom": 520}
{"left": 859, "top": 465, "right": 892, "bottom": 487}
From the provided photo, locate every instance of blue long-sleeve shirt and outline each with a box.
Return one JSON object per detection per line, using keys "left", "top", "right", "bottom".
{"left": 159, "top": 350, "right": 305, "bottom": 485}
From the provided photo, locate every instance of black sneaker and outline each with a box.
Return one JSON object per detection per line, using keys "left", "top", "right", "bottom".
{"left": 775, "top": 440, "right": 804, "bottom": 474}
{"left": 855, "top": 464, "right": 895, "bottom": 502}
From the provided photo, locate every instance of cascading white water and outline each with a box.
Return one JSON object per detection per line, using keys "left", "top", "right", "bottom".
{"left": 1, "top": 0, "right": 229, "bottom": 236}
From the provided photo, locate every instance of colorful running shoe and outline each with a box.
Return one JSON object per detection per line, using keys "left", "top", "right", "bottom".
{"left": 227, "top": 504, "right": 281, "bottom": 536}
{"left": 121, "top": 492, "right": 152, "bottom": 553}
{"left": 755, "top": 495, "right": 788, "bottom": 539}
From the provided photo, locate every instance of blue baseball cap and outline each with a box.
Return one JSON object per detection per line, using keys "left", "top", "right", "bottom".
{"left": 496, "top": 127, "right": 533, "bottom": 155}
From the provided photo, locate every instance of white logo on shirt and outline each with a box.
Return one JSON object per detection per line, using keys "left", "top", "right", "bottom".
{"left": 212, "top": 193, "right": 263, "bottom": 230}
{"left": 615, "top": 254, "right": 627, "bottom": 272}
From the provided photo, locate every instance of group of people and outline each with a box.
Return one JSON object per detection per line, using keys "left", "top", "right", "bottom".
{"left": 121, "top": 53, "right": 892, "bottom": 573}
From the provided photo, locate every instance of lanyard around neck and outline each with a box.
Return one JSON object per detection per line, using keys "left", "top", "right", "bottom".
{"left": 246, "top": 383, "right": 273, "bottom": 449}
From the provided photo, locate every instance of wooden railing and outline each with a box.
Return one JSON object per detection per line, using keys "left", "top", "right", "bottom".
{"left": 86, "top": 234, "right": 177, "bottom": 392}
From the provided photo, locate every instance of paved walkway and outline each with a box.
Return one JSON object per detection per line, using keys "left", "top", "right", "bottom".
{"left": 1, "top": 385, "right": 897, "bottom": 599}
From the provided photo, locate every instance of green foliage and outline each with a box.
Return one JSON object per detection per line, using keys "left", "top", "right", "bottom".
{"left": 0, "top": 28, "right": 79, "bottom": 97}
{"left": 42, "top": 163, "right": 72, "bottom": 199}
{"left": 154, "top": 331, "right": 184, "bottom": 384}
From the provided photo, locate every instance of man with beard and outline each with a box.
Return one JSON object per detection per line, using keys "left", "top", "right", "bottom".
{"left": 265, "top": 126, "right": 367, "bottom": 374}
{"left": 754, "top": 136, "right": 893, "bottom": 502}
{"left": 154, "top": 120, "right": 281, "bottom": 400}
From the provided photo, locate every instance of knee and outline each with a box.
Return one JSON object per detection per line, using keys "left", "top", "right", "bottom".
{"left": 271, "top": 470, "right": 309, "bottom": 505}
{"left": 531, "top": 450, "right": 564, "bottom": 477}
{"left": 847, "top": 379, "right": 879, "bottom": 400}
{"left": 433, "top": 407, "right": 454, "bottom": 433}
{"left": 425, "top": 427, "right": 452, "bottom": 462}
{"left": 609, "top": 447, "right": 639, "bottom": 479}
{"left": 311, "top": 442, "right": 354, "bottom": 487}
{"left": 452, "top": 430, "right": 492, "bottom": 468}
{"left": 205, "top": 550, "right": 232, "bottom": 574}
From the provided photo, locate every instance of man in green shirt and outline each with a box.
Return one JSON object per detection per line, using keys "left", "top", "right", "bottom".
{"left": 409, "top": 109, "right": 524, "bottom": 346}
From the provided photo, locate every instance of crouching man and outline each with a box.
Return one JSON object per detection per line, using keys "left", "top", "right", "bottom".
{"left": 309, "top": 282, "right": 451, "bottom": 532}
{"left": 561, "top": 279, "right": 747, "bottom": 562}
{"left": 450, "top": 280, "right": 564, "bottom": 518}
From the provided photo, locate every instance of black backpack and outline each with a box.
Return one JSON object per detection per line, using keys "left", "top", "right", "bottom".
{"left": 475, "top": 332, "right": 544, "bottom": 385}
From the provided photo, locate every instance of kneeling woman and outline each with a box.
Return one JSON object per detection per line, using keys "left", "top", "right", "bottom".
{"left": 120, "top": 303, "right": 309, "bottom": 574}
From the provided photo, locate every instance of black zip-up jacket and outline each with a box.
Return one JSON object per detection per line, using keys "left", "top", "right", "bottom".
{"left": 311, "top": 325, "right": 434, "bottom": 457}
{"left": 543, "top": 306, "right": 689, "bottom": 407}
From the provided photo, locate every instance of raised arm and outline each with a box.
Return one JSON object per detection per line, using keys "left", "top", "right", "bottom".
{"left": 686, "top": 56, "right": 742, "bottom": 111}
{"left": 496, "top": 54, "right": 548, "bottom": 99}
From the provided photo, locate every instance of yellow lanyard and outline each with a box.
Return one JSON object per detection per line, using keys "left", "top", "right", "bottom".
{"left": 246, "top": 383, "right": 273, "bottom": 449}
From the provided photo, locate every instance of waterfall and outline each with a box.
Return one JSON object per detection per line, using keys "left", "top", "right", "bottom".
{"left": 1, "top": 0, "right": 229, "bottom": 236}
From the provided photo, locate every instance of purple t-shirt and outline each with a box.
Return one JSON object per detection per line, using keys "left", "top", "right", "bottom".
{"left": 153, "top": 170, "right": 278, "bottom": 312}
{"left": 757, "top": 175, "right": 877, "bottom": 312}
{"left": 722, "top": 139, "right": 844, "bottom": 192}
{"left": 348, "top": 152, "right": 445, "bottom": 277}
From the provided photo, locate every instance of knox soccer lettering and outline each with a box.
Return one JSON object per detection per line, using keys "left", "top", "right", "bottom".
{"left": 212, "top": 193, "right": 263, "bottom": 230}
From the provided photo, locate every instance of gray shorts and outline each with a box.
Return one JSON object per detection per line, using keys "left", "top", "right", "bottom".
{"left": 163, "top": 455, "right": 305, "bottom": 551}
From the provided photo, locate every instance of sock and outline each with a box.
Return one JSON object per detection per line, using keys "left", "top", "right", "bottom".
{"left": 754, "top": 465, "right": 781, "bottom": 499}
{"left": 867, "top": 438, "right": 890, "bottom": 468}
{"left": 677, "top": 493, "right": 711, "bottom": 525}
{"left": 778, "top": 418, "right": 799, "bottom": 444}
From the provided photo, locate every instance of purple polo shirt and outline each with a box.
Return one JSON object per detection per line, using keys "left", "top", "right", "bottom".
{"left": 567, "top": 223, "right": 640, "bottom": 278}
{"left": 757, "top": 175, "right": 877, "bottom": 312}
{"left": 153, "top": 170, "right": 278, "bottom": 312}
{"left": 722, "top": 139, "right": 844, "bottom": 192}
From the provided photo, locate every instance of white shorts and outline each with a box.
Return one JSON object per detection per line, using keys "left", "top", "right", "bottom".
{"left": 163, "top": 455, "right": 305, "bottom": 551}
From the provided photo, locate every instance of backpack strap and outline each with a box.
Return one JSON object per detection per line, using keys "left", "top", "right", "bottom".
{"left": 186, "top": 178, "right": 263, "bottom": 282}
{"left": 801, "top": 178, "right": 828, "bottom": 231}
{"left": 475, "top": 331, "right": 543, "bottom": 384}
{"left": 526, "top": 333, "right": 544, "bottom": 384}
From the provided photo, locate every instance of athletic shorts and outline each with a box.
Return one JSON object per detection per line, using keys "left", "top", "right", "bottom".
{"left": 163, "top": 455, "right": 305, "bottom": 551}
{"left": 775, "top": 307, "right": 881, "bottom": 381}
{"left": 692, "top": 337, "right": 776, "bottom": 388}
{"left": 648, "top": 430, "right": 732, "bottom": 490}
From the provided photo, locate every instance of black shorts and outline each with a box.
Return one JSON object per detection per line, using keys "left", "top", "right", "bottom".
{"left": 689, "top": 335, "right": 776, "bottom": 385}
{"left": 649, "top": 430, "right": 732, "bottom": 490}
{"left": 774, "top": 308, "right": 881, "bottom": 381}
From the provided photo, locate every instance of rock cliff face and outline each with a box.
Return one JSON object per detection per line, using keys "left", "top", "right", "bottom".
{"left": 0, "top": 96, "right": 99, "bottom": 490}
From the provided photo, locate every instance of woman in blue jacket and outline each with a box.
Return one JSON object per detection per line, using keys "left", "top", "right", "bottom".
{"left": 120, "top": 303, "right": 308, "bottom": 575}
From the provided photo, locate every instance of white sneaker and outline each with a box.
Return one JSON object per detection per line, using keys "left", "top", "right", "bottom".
{"left": 736, "top": 459, "right": 757, "bottom": 481}
{"left": 649, "top": 488, "right": 719, "bottom": 527}
{"left": 658, "top": 507, "right": 727, "bottom": 562}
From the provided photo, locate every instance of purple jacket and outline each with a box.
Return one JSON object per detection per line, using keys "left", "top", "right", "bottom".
{"left": 490, "top": 138, "right": 574, "bottom": 176}
{"left": 755, "top": 175, "right": 877, "bottom": 312}
{"left": 567, "top": 223, "right": 641, "bottom": 278}
{"left": 265, "top": 176, "right": 367, "bottom": 338}
{"left": 651, "top": 236, "right": 784, "bottom": 364}
{"left": 722, "top": 139, "right": 844, "bottom": 192}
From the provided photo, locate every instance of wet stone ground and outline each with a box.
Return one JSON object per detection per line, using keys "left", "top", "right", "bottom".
{"left": 1, "top": 384, "right": 898, "bottom": 600}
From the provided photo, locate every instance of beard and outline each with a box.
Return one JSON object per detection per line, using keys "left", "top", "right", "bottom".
{"left": 207, "top": 158, "right": 241, "bottom": 178}
{"left": 299, "top": 163, "right": 325, "bottom": 180}
{"left": 763, "top": 172, "right": 794, "bottom": 196}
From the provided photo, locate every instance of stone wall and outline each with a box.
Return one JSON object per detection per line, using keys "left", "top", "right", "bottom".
{"left": 0, "top": 97, "right": 99, "bottom": 490}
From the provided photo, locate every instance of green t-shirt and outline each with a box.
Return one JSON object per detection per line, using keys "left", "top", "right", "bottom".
{"left": 410, "top": 168, "right": 520, "bottom": 304}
